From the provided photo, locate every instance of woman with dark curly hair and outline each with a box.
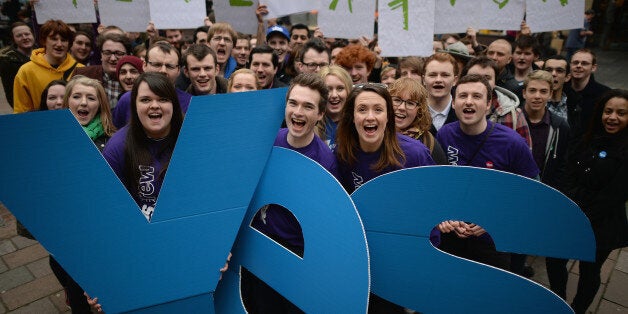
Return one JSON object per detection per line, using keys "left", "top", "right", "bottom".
{"left": 547, "top": 89, "right": 628, "bottom": 314}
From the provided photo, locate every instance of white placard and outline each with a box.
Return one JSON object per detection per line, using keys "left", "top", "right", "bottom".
{"left": 149, "top": 0, "right": 206, "bottom": 30}
{"left": 34, "top": 0, "right": 97, "bottom": 24}
{"left": 477, "top": 0, "right": 525, "bottom": 31}
{"left": 213, "top": 0, "right": 258, "bottom": 34}
{"left": 434, "top": 0, "right": 480, "bottom": 34}
{"left": 264, "top": 0, "right": 319, "bottom": 19}
{"left": 526, "top": 0, "right": 584, "bottom": 32}
{"left": 379, "top": 0, "right": 435, "bottom": 57}
{"left": 98, "top": 0, "right": 150, "bottom": 32}
{"left": 318, "top": 0, "right": 377, "bottom": 39}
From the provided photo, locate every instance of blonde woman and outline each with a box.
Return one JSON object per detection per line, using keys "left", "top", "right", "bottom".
{"left": 51, "top": 75, "right": 116, "bottom": 312}
{"left": 228, "top": 68, "right": 258, "bottom": 92}
{"left": 63, "top": 76, "right": 116, "bottom": 150}
{"left": 318, "top": 65, "right": 352, "bottom": 150}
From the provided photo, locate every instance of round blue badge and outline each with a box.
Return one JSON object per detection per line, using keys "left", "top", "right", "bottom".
{"left": 598, "top": 151, "right": 607, "bottom": 158}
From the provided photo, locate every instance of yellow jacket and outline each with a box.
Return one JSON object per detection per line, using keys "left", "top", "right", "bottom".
{"left": 13, "top": 48, "right": 83, "bottom": 113}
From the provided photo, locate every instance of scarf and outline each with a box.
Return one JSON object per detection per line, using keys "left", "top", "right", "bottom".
{"left": 83, "top": 115, "right": 104, "bottom": 141}
{"left": 401, "top": 127, "right": 423, "bottom": 140}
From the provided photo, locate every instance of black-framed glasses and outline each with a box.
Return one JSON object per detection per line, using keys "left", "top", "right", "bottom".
{"left": 147, "top": 61, "right": 179, "bottom": 70}
{"left": 302, "top": 62, "right": 329, "bottom": 71}
{"left": 102, "top": 50, "right": 126, "bottom": 58}
{"left": 392, "top": 97, "right": 419, "bottom": 110}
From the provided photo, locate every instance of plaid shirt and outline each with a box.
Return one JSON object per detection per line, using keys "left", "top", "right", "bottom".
{"left": 489, "top": 95, "right": 533, "bottom": 150}
{"left": 547, "top": 92, "right": 568, "bottom": 121}
{"left": 103, "top": 72, "right": 122, "bottom": 109}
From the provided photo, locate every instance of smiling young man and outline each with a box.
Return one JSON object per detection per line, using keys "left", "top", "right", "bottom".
{"left": 295, "top": 38, "right": 330, "bottom": 75}
{"left": 521, "top": 70, "right": 572, "bottom": 289}
{"left": 462, "top": 56, "right": 533, "bottom": 149}
{"left": 522, "top": 70, "right": 570, "bottom": 188}
{"left": 182, "top": 44, "right": 228, "bottom": 95}
{"left": 567, "top": 49, "right": 610, "bottom": 132}
{"left": 508, "top": 35, "right": 541, "bottom": 104}
{"left": 248, "top": 45, "right": 287, "bottom": 89}
{"left": 265, "top": 25, "right": 291, "bottom": 84}
{"left": 423, "top": 53, "right": 459, "bottom": 133}
{"left": 73, "top": 32, "right": 132, "bottom": 108}
{"left": 289, "top": 24, "right": 310, "bottom": 50}
{"left": 243, "top": 73, "right": 336, "bottom": 313}
{"left": 0, "top": 22, "right": 35, "bottom": 107}
{"left": 13, "top": 20, "right": 82, "bottom": 113}
{"left": 334, "top": 44, "right": 376, "bottom": 85}
{"left": 232, "top": 33, "right": 251, "bottom": 70}
{"left": 435, "top": 74, "right": 539, "bottom": 271}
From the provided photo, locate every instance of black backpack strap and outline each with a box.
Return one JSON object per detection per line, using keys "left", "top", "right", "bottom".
{"left": 63, "top": 62, "right": 78, "bottom": 81}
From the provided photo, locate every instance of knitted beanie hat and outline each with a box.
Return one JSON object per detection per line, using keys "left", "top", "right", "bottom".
{"left": 115, "top": 55, "right": 144, "bottom": 78}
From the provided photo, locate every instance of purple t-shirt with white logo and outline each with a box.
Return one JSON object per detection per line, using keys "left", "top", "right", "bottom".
{"left": 338, "top": 133, "right": 436, "bottom": 194}
{"left": 102, "top": 126, "right": 169, "bottom": 221}
{"left": 251, "top": 128, "right": 338, "bottom": 251}
{"left": 436, "top": 121, "right": 539, "bottom": 178}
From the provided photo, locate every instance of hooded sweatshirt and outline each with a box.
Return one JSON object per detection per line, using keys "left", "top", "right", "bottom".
{"left": 488, "top": 86, "right": 533, "bottom": 149}
{"left": 13, "top": 48, "right": 82, "bottom": 113}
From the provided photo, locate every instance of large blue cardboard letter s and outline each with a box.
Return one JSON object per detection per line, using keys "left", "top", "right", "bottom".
{"left": 352, "top": 166, "right": 595, "bottom": 313}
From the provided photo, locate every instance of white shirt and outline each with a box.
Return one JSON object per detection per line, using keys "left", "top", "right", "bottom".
{"left": 429, "top": 98, "right": 452, "bottom": 131}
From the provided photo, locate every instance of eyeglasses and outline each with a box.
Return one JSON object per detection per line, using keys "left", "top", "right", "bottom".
{"left": 570, "top": 60, "right": 592, "bottom": 66}
{"left": 147, "top": 61, "right": 179, "bottom": 70}
{"left": 302, "top": 62, "right": 329, "bottom": 71}
{"left": 392, "top": 97, "right": 420, "bottom": 110}
{"left": 543, "top": 67, "right": 567, "bottom": 74}
{"left": 211, "top": 36, "right": 233, "bottom": 44}
{"left": 102, "top": 50, "right": 126, "bottom": 58}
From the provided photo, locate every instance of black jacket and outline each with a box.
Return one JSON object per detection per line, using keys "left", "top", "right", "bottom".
{"left": 564, "top": 130, "right": 628, "bottom": 250}
{"left": 534, "top": 111, "right": 571, "bottom": 191}
{"left": 0, "top": 45, "right": 31, "bottom": 106}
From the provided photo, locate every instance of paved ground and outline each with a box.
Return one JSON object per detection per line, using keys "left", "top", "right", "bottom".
{"left": 0, "top": 47, "right": 626, "bottom": 313}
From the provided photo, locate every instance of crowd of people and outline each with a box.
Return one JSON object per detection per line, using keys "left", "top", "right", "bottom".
{"left": 0, "top": 2, "right": 626, "bottom": 314}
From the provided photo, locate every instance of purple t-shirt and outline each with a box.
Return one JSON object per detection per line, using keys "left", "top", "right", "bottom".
{"left": 436, "top": 121, "right": 539, "bottom": 178}
{"left": 251, "top": 128, "right": 338, "bottom": 251}
{"left": 338, "top": 133, "right": 436, "bottom": 194}
{"left": 102, "top": 126, "right": 170, "bottom": 221}
{"left": 112, "top": 89, "right": 191, "bottom": 129}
